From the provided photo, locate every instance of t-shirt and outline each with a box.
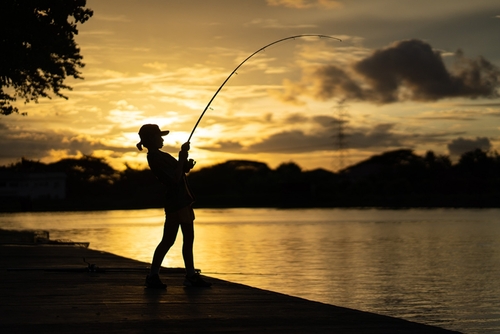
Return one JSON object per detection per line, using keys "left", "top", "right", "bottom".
{"left": 147, "top": 149, "right": 194, "bottom": 213}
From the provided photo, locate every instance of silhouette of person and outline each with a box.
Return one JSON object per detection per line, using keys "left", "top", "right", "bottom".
{"left": 137, "top": 124, "right": 211, "bottom": 288}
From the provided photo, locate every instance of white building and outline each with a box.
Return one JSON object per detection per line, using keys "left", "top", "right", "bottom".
{"left": 0, "top": 172, "right": 66, "bottom": 200}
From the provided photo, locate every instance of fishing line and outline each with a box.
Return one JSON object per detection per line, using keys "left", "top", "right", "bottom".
{"left": 187, "top": 34, "right": 342, "bottom": 142}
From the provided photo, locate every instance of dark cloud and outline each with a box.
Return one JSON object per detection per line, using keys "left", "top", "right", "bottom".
{"left": 447, "top": 136, "right": 492, "bottom": 156}
{"left": 355, "top": 39, "right": 456, "bottom": 102}
{"left": 285, "top": 113, "right": 309, "bottom": 124}
{"left": 0, "top": 128, "right": 129, "bottom": 165}
{"left": 347, "top": 123, "right": 405, "bottom": 148}
{"left": 197, "top": 110, "right": 476, "bottom": 155}
{"left": 416, "top": 115, "right": 478, "bottom": 121}
{"left": 246, "top": 130, "right": 331, "bottom": 153}
{"left": 199, "top": 140, "right": 243, "bottom": 152}
{"left": 309, "top": 66, "right": 366, "bottom": 101}
{"left": 245, "top": 123, "right": 412, "bottom": 153}
{"left": 332, "top": 124, "right": 465, "bottom": 150}
{"left": 457, "top": 102, "right": 500, "bottom": 107}
{"left": 415, "top": 110, "right": 481, "bottom": 121}
{"left": 203, "top": 121, "right": 453, "bottom": 154}
{"left": 312, "top": 115, "right": 345, "bottom": 128}
{"left": 280, "top": 39, "right": 500, "bottom": 104}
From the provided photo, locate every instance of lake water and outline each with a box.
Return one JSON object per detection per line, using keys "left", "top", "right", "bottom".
{"left": 1, "top": 208, "right": 499, "bottom": 334}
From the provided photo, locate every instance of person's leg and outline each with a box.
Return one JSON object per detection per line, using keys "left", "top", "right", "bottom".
{"left": 180, "top": 218, "right": 195, "bottom": 277}
{"left": 150, "top": 216, "right": 179, "bottom": 275}
{"left": 180, "top": 207, "right": 211, "bottom": 287}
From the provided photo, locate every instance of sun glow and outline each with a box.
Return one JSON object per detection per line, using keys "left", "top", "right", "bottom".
{"left": 1, "top": 0, "right": 498, "bottom": 172}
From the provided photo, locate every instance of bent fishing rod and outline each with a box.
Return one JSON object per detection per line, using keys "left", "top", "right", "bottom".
{"left": 187, "top": 34, "right": 341, "bottom": 142}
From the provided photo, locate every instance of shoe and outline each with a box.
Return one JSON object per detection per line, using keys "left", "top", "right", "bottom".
{"left": 145, "top": 274, "right": 167, "bottom": 289}
{"left": 184, "top": 273, "right": 212, "bottom": 287}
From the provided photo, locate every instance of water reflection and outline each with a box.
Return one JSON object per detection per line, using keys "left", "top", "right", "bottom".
{"left": 1, "top": 208, "right": 499, "bottom": 334}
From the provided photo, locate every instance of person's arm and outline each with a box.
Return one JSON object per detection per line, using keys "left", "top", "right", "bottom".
{"left": 148, "top": 143, "right": 193, "bottom": 184}
{"left": 175, "top": 142, "right": 190, "bottom": 180}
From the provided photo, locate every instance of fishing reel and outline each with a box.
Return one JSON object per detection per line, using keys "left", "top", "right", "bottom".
{"left": 187, "top": 158, "right": 196, "bottom": 170}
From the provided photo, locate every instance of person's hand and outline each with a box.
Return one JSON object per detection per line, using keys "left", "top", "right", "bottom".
{"left": 181, "top": 142, "right": 190, "bottom": 152}
{"left": 186, "top": 159, "right": 196, "bottom": 171}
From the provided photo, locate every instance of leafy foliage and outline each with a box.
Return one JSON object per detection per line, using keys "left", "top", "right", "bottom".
{"left": 1, "top": 149, "right": 499, "bottom": 211}
{"left": 0, "top": 0, "right": 93, "bottom": 115}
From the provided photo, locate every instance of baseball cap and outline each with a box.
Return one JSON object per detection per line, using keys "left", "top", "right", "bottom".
{"left": 138, "top": 124, "right": 170, "bottom": 138}
{"left": 136, "top": 124, "right": 169, "bottom": 150}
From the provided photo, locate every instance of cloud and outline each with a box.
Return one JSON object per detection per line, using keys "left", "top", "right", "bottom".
{"left": 285, "top": 113, "right": 309, "bottom": 124}
{"left": 415, "top": 109, "right": 481, "bottom": 121}
{"left": 245, "top": 19, "right": 316, "bottom": 29}
{"left": 143, "top": 62, "right": 168, "bottom": 70}
{"left": 0, "top": 126, "right": 130, "bottom": 165}
{"left": 276, "top": 39, "right": 500, "bottom": 104}
{"left": 347, "top": 123, "right": 405, "bottom": 149}
{"left": 94, "top": 14, "right": 131, "bottom": 22}
{"left": 199, "top": 102, "right": 474, "bottom": 155}
{"left": 246, "top": 130, "right": 330, "bottom": 153}
{"left": 201, "top": 118, "right": 451, "bottom": 155}
{"left": 200, "top": 140, "right": 243, "bottom": 152}
{"left": 266, "top": 0, "right": 343, "bottom": 9}
{"left": 447, "top": 137, "right": 492, "bottom": 156}
{"left": 240, "top": 123, "right": 408, "bottom": 153}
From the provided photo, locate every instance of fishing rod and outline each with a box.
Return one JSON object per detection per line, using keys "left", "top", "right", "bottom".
{"left": 187, "top": 34, "right": 342, "bottom": 142}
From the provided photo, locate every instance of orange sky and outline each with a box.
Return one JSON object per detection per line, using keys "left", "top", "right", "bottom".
{"left": 2, "top": 0, "right": 500, "bottom": 172}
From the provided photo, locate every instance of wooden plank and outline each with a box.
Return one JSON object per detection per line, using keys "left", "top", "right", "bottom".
{"left": 0, "top": 244, "right": 462, "bottom": 333}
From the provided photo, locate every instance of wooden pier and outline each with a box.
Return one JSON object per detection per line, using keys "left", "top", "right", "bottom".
{"left": 0, "top": 231, "right": 461, "bottom": 333}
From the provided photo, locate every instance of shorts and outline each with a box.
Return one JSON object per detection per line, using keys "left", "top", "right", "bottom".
{"left": 165, "top": 205, "right": 195, "bottom": 224}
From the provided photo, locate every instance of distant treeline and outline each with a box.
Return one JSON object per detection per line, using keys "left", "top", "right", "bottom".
{"left": 1, "top": 148, "right": 499, "bottom": 211}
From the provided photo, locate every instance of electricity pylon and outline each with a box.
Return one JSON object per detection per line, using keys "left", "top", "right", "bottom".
{"left": 332, "top": 100, "right": 349, "bottom": 171}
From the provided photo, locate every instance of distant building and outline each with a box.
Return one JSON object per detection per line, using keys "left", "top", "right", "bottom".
{"left": 0, "top": 172, "right": 66, "bottom": 200}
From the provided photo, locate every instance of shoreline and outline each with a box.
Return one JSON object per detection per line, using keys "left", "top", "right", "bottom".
{"left": 0, "top": 230, "right": 463, "bottom": 333}
{"left": 1, "top": 200, "right": 499, "bottom": 213}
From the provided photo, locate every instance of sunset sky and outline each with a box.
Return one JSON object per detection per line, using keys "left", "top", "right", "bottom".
{"left": 2, "top": 0, "right": 499, "bottom": 172}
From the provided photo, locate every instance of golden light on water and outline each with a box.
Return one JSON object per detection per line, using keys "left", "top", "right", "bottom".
{"left": 2, "top": 208, "right": 500, "bottom": 333}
